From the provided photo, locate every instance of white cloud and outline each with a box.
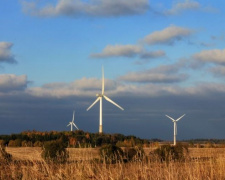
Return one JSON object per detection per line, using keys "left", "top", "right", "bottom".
{"left": 0, "top": 74, "right": 27, "bottom": 92}
{"left": 91, "top": 25, "right": 192, "bottom": 60}
{"left": 119, "top": 63, "right": 188, "bottom": 83}
{"left": 26, "top": 77, "right": 121, "bottom": 98}
{"left": 90, "top": 43, "right": 166, "bottom": 61}
{"left": 120, "top": 72, "right": 187, "bottom": 83}
{"left": 164, "top": 0, "right": 200, "bottom": 15}
{"left": 90, "top": 44, "right": 143, "bottom": 58}
{"left": 142, "top": 25, "right": 193, "bottom": 45}
{"left": 22, "top": 0, "right": 149, "bottom": 17}
{"left": 0, "top": 42, "right": 16, "bottom": 63}
{"left": 193, "top": 49, "right": 225, "bottom": 64}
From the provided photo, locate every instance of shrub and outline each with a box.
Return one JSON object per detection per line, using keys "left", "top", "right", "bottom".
{"left": 100, "top": 144, "right": 123, "bottom": 163}
{"left": 8, "top": 139, "right": 22, "bottom": 147}
{"left": 41, "top": 140, "right": 68, "bottom": 163}
{"left": 124, "top": 146, "right": 145, "bottom": 162}
{"left": 34, "top": 141, "right": 43, "bottom": 147}
{"left": 153, "top": 143, "right": 188, "bottom": 162}
{"left": 0, "top": 140, "right": 6, "bottom": 147}
{"left": 21, "top": 140, "right": 32, "bottom": 147}
{"left": 0, "top": 145, "right": 12, "bottom": 162}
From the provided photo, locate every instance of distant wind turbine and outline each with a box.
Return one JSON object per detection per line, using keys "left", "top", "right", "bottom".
{"left": 165, "top": 114, "right": 185, "bottom": 146}
{"left": 67, "top": 111, "right": 79, "bottom": 131}
{"left": 87, "top": 66, "right": 124, "bottom": 133}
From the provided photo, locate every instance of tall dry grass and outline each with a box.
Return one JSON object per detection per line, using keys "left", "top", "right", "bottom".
{"left": 1, "top": 147, "right": 225, "bottom": 180}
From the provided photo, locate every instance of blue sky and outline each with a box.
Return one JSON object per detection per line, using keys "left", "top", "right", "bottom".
{"left": 1, "top": 0, "right": 225, "bottom": 140}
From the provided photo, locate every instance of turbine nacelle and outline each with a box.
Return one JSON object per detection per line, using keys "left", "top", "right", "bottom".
{"left": 96, "top": 93, "right": 103, "bottom": 97}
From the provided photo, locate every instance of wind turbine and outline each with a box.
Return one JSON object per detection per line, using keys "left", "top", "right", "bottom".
{"left": 87, "top": 66, "right": 124, "bottom": 134}
{"left": 67, "top": 111, "right": 79, "bottom": 131}
{"left": 165, "top": 114, "right": 185, "bottom": 146}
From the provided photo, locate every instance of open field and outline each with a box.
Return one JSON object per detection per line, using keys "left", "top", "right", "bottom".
{"left": 5, "top": 147, "right": 100, "bottom": 161}
{"left": 1, "top": 147, "right": 225, "bottom": 179}
{"left": 5, "top": 147, "right": 225, "bottom": 160}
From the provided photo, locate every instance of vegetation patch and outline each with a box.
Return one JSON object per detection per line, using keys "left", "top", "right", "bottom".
{"left": 0, "top": 144, "right": 12, "bottom": 162}
{"left": 152, "top": 143, "right": 188, "bottom": 162}
{"left": 124, "top": 146, "right": 145, "bottom": 162}
{"left": 41, "top": 139, "right": 68, "bottom": 163}
{"left": 100, "top": 144, "right": 123, "bottom": 163}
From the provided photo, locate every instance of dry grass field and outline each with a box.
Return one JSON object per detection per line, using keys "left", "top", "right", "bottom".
{"left": 6, "top": 147, "right": 100, "bottom": 161}
{"left": 1, "top": 147, "right": 225, "bottom": 179}
{"left": 5, "top": 147, "right": 225, "bottom": 160}
{"left": 6, "top": 147, "right": 42, "bottom": 161}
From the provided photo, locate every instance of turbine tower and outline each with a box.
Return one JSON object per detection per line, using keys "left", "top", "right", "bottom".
{"left": 87, "top": 66, "right": 124, "bottom": 133}
{"left": 165, "top": 114, "right": 185, "bottom": 146}
{"left": 67, "top": 110, "right": 79, "bottom": 131}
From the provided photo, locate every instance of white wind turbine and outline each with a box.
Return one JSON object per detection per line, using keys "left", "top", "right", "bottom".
{"left": 165, "top": 114, "right": 185, "bottom": 146}
{"left": 87, "top": 66, "right": 124, "bottom": 133}
{"left": 67, "top": 111, "right": 79, "bottom": 131}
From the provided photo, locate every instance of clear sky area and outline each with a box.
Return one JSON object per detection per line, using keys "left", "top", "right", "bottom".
{"left": 0, "top": 0, "right": 225, "bottom": 140}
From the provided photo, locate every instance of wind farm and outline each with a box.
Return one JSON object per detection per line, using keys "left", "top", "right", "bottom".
{"left": 1, "top": 0, "right": 225, "bottom": 179}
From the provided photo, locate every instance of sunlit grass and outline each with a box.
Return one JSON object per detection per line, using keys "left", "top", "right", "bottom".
{"left": 1, "top": 147, "right": 225, "bottom": 179}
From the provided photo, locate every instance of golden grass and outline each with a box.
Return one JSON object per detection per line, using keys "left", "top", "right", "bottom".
{"left": 1, "top": 147, "right": 225, "bottom": 180}
{"left": 6, "top": 147, "right": 42, "bottom": 161}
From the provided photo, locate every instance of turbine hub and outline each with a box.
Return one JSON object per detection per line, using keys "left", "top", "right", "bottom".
{"left": 96, "top": 94, "right": 103, "bottom": 97}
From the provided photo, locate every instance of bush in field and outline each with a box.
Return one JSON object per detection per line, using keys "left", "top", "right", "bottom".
{"left": 8, "top": 139, "right": 22, "bottom": 147}
{"left": 41, "top": 140, "right": 68, "bottom": 163}
{"left": 153, "top": 143, "right": 188, "bottom": 162}
{"left": 124, "top": 146, "right": 145, "bottom": 162}
{"left": 21, "top": 140, "right": 33, "bottom": 147}
{"left": 0, "top": 144, "right": 12, "bottom": 162}
{"left": 34, "top": 141, "right": 43, "bottom": 147}
{"left": 100, "top": 144, "right": 123, "bottom": 163}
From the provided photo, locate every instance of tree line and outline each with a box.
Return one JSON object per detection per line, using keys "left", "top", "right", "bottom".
{"left": 0, "top": 130, "right": 151, "bottom": 148}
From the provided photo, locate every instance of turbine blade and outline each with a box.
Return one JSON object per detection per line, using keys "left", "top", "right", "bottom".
{"left": 67, "top": 123, "right": 70, "bottom": 127}
{"left": 73, "top": 122, "right": 79, "bottom": 130}
{"left": 103, "top": 95, "right": 124, "bottom": 110}
{"left": 165, "top": 115, "right": 175, "bottom": 122}
{"left": 102, "top": 66, "right": 104, "bottom": 94}
{"left": 87, "top": 97, "right": 100, "bottom": 111}
{"left": 176, "top": 114, "right": 185, "bottom": 121}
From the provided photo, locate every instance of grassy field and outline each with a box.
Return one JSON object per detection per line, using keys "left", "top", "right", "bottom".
{"left": 5, "top": 147, "right": 225, "bottom": 160}
{"left": 1, "top": 147, "right": 225, "bottom": 179}
{"left": 5, "top": 147, "right": 100, "bottom": 161}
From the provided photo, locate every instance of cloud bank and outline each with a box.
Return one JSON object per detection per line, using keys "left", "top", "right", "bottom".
{"left": 119, "top": 63, "right": 188, "bottom": 83}
{"left": 1, "top": 73, "right": 225, "bottom": 139}
{"left": 0, "top": 74, "right": 27, "bottom": 93}
{"left": 22, "top": 0, "right": 149, "bottom": 17}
